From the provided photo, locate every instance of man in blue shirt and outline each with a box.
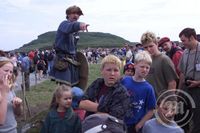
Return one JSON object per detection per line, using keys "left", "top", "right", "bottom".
{"left": 50, "top": 5, "right": 88, "bottom": 86}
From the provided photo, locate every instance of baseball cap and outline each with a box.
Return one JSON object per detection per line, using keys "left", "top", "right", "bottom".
{"left": 123, "top": 62, "right": 134, "bottom": 73}
{"left": 158, "top": 37, "right": 170, "bottom": 47}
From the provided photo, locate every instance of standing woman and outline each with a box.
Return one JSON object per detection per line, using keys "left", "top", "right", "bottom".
{"left": 0, "top": 57, "right": 22, "bottom": 133}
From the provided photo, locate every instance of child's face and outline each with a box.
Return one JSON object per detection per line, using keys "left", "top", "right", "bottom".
{"left": 157, "top": 100, "right": 177, "bottom": 123}
{"left": 134, "top": 61, "right": 150, "bottom": 78}
{"left": 143, "top": 42, "right": 158, "bottom": 56}
{"left": 101, "top": 63, "right": 120, "bottom": 87}
{"left": 124, "top": 69, "right": 134, "bottom": 76}
{"left": 58, "top": 91, "right": 72, "bottom": 109}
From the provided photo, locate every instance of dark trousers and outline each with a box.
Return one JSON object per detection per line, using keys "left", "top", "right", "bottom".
{"left": 183, "top": 86, "right": 200, "bottom": 133}
{"left": 191, "top": 109, "right": 200, "bottom": 133}
{"left": 24, "top": 71, "right": 30, "bottom": 91}
{"left": 127, "top": 124, "right": 142, "bottom": 133}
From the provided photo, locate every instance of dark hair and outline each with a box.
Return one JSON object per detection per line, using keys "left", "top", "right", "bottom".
{"left": 0, "top": 50, "right": 7, "bottom": 57}
{"left": 179, "top": 28, "right": 197, "bottom": 39}
{"left": 123, "top": 62, "right": 134, "bottom": 73}
{"left": 66, "top": 5, "right": 83, "bottom": 19}
{"left": 197, "top": 34, "right": 200, "bottom": 41}
{"left": 157, "top": 90, "right": 177, "bottom": 106}
{"left": 50, "top": 84, "right": 72, "bottom": 109}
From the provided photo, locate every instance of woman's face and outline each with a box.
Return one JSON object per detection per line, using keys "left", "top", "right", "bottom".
{"left": 0, "top": 62, "right": 14, "bottom": 82}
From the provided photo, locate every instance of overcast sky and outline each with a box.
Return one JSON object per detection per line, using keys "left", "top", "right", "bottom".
{"left": 1, "top": 0, "right": 200, "bottom": 51}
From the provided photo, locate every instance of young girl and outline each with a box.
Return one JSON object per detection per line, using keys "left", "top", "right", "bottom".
{"left": 40, "top": 84, "right": 81, "bottom": 133}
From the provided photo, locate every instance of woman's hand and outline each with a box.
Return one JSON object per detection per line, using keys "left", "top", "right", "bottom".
{"left": 0, "top": 71, "right": 10, "bottom": 94}
{"left": 12, "top": 97, "right": 22, "bottom": 108}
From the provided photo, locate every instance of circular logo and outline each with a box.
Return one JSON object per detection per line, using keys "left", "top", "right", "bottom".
{"left": 155, "top": 89, "right": 195, "bottom": 128}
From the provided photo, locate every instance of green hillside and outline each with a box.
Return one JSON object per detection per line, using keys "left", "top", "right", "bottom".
{"left": 17, "top": 31, "right": 131, "bottom": 52}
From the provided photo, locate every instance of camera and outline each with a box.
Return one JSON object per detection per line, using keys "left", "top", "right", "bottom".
{"left": 184, "top": 77, "right": 194, "bottom": 86}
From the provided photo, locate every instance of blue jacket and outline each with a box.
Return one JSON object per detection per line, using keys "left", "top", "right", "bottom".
{"left": 21, "top": 56, "right": 31, "bottom": 72}
{"left": 54, "top": 20, "right": 81, "bottom": 55}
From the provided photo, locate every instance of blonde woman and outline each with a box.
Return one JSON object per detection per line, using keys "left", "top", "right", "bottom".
{"left": 0, "top": 57, "right": 22, "bottom": 133}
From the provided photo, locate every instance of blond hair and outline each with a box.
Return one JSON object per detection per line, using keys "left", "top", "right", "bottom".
{"left": 101, "top": 54, "right": 121, "bottom": 70}
{"left": 0, "top": 57, "right": 15, "bottom": 89}
{"left": 0, "top": 57, "right": 13, "bottom": 68}
{"left": 134, "top": 51, "right": 152, "bottom": 65}
{"left": 141, "top": 31, "right": 158, "bottom": 45}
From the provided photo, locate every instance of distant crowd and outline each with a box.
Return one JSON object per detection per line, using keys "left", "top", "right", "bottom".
{"left": 1, "top": 27, "right": 200, "bottom": 133}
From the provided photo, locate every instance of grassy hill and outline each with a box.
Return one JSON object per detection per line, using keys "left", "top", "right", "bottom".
{"left": 16, "top": 31, "right": 131, "bottom": 52}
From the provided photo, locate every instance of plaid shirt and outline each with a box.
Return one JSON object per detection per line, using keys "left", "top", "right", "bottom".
{"left": 83, "top": 78, "right": 131, "bottom": 120}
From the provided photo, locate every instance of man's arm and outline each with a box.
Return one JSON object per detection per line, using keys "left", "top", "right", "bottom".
{"left": 178, "top": 72, "right": 185, "bottom": 89}
{"left": 168, "top": 80, "right": 177, "bottom": 90}
{"left": 79, "top": 100, "right": 98, "bottom": 112}
{"left": 187, "top": 80, "right": 200, "bottom": 88}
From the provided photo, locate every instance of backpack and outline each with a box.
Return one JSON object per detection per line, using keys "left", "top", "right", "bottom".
{"left": 47, "top": 53, "right": 54, "bottom": 61}
{"left": 33, "top": 55, "right": 39, "bottom": 65}
{"left": 29, "top": 60, "right": 35, "bottom": 73}
{"left": 82, "top": 114, "right": 126, "bottom": 133}
{"left": 21, "top": 57, "right": 31, "bottom": 72}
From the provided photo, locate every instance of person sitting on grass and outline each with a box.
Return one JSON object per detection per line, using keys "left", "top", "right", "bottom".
{"left": 40, "top": 84, "right": 81, "bottom": 133}
{"left": 72, "top": 54, "right": 131, "bottom": 120}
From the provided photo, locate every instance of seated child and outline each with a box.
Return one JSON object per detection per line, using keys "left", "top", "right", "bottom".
{"left": 40, "top": 84, "right": 81, "bottom": 133}
{"left": 73, "top": 54, "right": 131, "bottom": 120}
{"left": 142, "top": 90, "right": 184, "bottom": 133}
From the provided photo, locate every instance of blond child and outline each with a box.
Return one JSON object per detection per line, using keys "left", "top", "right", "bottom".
{"left": 121, "top": 51, "right": 156, "bottom": 133}
{"left": 73, "top": 54, "right": 131, "bottom": 120}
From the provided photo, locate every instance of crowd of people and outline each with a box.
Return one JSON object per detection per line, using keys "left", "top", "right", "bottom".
{"left": 1, "top": 5, "right": 200, "bottom": 133}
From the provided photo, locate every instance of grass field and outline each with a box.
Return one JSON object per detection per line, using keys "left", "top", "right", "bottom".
{"left": 16, "top": 64, "right": 101, "bottom": 132}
